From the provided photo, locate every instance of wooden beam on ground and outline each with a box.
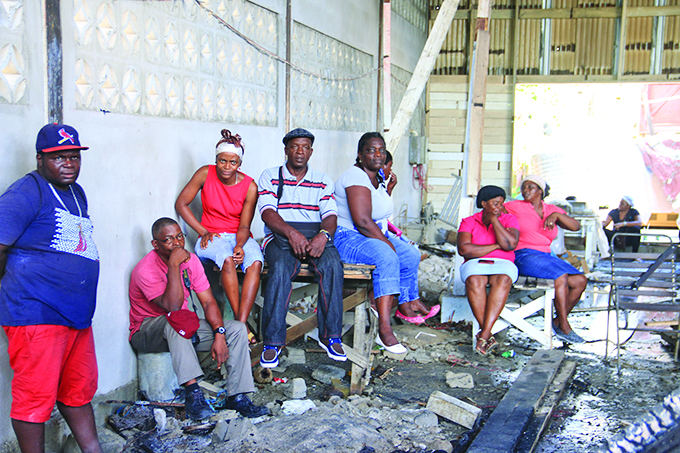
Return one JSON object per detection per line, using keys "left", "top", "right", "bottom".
{"left": 384, "top": 0, "right": 461, "bottom": 153}
{"left": 467, "top": 349, "right": 566, "bottom": 453}
{"left": 515, "top": 360, "right": 577, "bottom": 453}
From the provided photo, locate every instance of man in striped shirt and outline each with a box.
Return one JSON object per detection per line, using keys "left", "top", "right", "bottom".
{"left": 257, "top": 128, "right": 346, "bottom": 368}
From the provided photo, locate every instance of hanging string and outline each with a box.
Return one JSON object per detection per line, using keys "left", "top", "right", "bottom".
{"left": 194, "top": 0, "right": 381, "bottom": 82}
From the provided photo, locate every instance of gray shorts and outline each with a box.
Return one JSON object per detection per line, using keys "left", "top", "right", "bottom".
{"left": 460, "top": 257, "right": 518, "bottom": 283}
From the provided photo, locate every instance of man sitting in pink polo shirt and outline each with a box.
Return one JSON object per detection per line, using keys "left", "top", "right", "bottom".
{"left": 129, "top": 217, "right": 268, "bottom": 420}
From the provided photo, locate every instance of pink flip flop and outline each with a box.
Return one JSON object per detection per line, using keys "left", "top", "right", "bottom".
{"left": 395, "top": 311, "right": 425, "bottom": 324}
{"left": 422, "top": 304, "right": 441, "bottom": 320}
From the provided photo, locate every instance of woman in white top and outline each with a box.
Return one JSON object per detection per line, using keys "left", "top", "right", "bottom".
{"left": 334, "top": 132, "right": 433, "bottom": 354}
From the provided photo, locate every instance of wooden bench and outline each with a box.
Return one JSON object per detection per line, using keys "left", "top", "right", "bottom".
{"left": 471, "top": 276, "right": 554, "bottom": 348}
{"left": 219, "top": 262, "right": 377, "bottom": 394}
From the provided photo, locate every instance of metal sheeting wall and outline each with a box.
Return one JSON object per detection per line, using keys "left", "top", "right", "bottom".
{"left": 430, "top": 0, "right": 680, "bottom": 76}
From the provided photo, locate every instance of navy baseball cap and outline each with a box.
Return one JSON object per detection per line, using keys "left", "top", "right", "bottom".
{"left": 36, "top": 123, "right": 89, "bottom": 153}
{"left": 283, "top": 128, "right": 314, "bottom": 146}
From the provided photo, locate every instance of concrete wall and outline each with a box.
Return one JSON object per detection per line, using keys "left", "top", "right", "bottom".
{"left": 0, "top": 0, "right": 426, "bottom": 447}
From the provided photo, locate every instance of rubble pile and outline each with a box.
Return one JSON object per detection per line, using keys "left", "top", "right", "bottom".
{"left": 417, "top": 255, "right": 454, "bottom": 305}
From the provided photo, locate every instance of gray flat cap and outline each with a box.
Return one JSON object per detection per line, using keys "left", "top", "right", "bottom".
{"left": 283, "top": 128, "right": 315, "bottom": 146}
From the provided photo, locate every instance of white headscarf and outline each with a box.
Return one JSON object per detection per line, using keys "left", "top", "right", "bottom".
{"left": 520, "top": 174, "right": 546, "bottom": 193}
{"left": 215, "top": 142, "right": 243, "bottom": 160}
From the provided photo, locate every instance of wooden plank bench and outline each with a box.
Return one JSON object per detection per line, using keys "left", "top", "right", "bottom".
{"left": 221, "top": 262, "right": 376, "bottom": 394}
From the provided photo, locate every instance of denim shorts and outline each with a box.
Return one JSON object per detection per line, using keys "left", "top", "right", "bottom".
{"left": 334, "top": 226, "right": 420, "bottom": 304}
{"left": 195, "top": 233, "right": 263, "bottom": 272}
{"left": 514, "top": 248, "right": 581, "bottom": 279}
{"left": 460, "top": 258, "right": 518, "bottom": 283}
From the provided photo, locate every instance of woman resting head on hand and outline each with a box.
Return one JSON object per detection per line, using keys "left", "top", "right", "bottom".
{"left": 457, "top": 185, "right": 519, "bottom": 355}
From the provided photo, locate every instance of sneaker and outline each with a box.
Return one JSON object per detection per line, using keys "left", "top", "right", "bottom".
{"left": 224, "top": 393, "right": 270, "bottom": 418}
{"left": 318, "top": 338, "right": 347, "bottom": 362}
{"left": 552, "top": 322, "right": 565, "bottom": 337}
{"left": 260, "top": 345, "right": 281, "bottom": 368}
{"left": 185, "top": 388, "right": 215, "bottom": 420}
{"left": 555, "top": 328, "right": 586, "bottom": 344}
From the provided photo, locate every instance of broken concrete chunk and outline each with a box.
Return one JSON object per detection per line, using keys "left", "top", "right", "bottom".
{"left": 286, "top": 377, "right": 307, "bottom": 399}
{"left": 312, "top": 365, "right": 346, "bottom": 384}
{"left": 225, "top": 417, "right": 254, "bottom": 441}
{"left": 212, "top": 419, "right": 229, "bottom": 442}
{"left": 198, "top": 380, "right": 221, "bottom": 398}
{"left": 153, "top": 408, "right": 167, "bottom": 432}
{"left": 281, "top": 399, "right": 317, "bottom": 415}
{"left": 426, "top": 391, "right": 481, "bottom": 429}
{"left": 414, "top": 410, "right": 439, "bottom": 428}
{"left": 286, "top": 347, "right": 306, "bottom": 365}
{"left": 446, "top": 371, "right": 474, "bottom": 389}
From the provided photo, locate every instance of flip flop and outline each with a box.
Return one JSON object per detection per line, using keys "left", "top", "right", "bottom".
{"left": 395, "top": 310, "right": 425, "bottom": 324}
{"left": 421, "top": 305, "right": 441, "bottom": 320}
{"left": 247, "top": 331, "right": 257, "bottom": 344}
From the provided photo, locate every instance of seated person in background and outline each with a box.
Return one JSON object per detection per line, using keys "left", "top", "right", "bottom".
{"left": 457, "top": 186, "right": 519, "bottom": 355}
{"left": 128, "top": 218, "right": 268, "bottom": 420}
{"left": 381, "top": 150, "right": 398, "bottom": 196}
{"left": 175, "top": 129, "right": 263, "bottom": 344}
{"left": 334, "top": 132, "right": 436, "bottom": 355}
{"left": 602, "top": 196, "right": 642, "bottom": 252}
{"left": 504, "top": 175, "right": 588, "bottom": 345}
{"left": 257, "top": 128, "right": 347, "bottom": 368}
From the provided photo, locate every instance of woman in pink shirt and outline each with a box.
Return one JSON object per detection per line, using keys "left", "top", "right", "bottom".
{"left": 504, "top": 175, "right": 587, "bottom": 344}
{"left": 457, "top": 186, "right": 519, "bottom": 355}
{"left": 176, "top": 130, "right": 262, "bottom": 344}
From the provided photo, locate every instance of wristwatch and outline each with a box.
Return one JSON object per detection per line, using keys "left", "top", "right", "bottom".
{"left": 213, "top": 326, "right": 226, "bottom": 335}
{"left": 319, "top": 229, "right": 332, "bottom": 242}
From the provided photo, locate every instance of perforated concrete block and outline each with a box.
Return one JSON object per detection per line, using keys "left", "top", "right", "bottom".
{"left": 137, "top": 352, "right": 179, "bottom": 402}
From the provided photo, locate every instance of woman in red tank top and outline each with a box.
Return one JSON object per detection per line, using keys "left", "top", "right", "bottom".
{"left": 176, "top": 130, "right": 263, "bottom": 343}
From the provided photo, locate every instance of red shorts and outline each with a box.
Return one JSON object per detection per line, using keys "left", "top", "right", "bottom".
{"left": 4, "top": 325, "right": 98, "bottom": 423}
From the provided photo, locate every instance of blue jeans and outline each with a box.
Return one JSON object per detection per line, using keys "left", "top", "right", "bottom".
{"left": 514, "top": 248, "right": 581, "bottom": 279}
{"left": 261, "top": 239, "right": 344, "bottom": 346}
{"left": 334, "top": 226, "right": 420, "bottom": 304}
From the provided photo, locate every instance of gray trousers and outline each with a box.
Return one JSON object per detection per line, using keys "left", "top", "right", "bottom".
{"left": 130, "top": 317, "right": 255, "bottom": 396}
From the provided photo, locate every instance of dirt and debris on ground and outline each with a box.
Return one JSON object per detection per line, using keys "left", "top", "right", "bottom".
{"left": 81, "top": 306, "right": 680, "bottom": 453}
{"left": 56, "top": 254, "right": 680, "bottom": 452}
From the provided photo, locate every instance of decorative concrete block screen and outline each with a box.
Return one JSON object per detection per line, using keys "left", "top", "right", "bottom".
{"left": 393, "top": 0, "right": 428, "bottom": 34}
{"left": 391, "top": 64, "right": 425, "bottom": 136}
{"left": 290, "top": 21, "right": 373, "bottom": 132}
{"left": 73, "top": 0, "right": 278, "bottom": 125}
{"left": 0, "top": 0, "right": 27, "bottom": 104}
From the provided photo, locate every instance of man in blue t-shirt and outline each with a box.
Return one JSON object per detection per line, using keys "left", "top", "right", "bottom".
{"left": 0, "top": 124, "right": 102, "bottom": 453}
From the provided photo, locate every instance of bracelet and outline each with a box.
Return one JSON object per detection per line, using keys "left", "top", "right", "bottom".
{"left": 623, "top": 221, "right": 627, "bottom": 226}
